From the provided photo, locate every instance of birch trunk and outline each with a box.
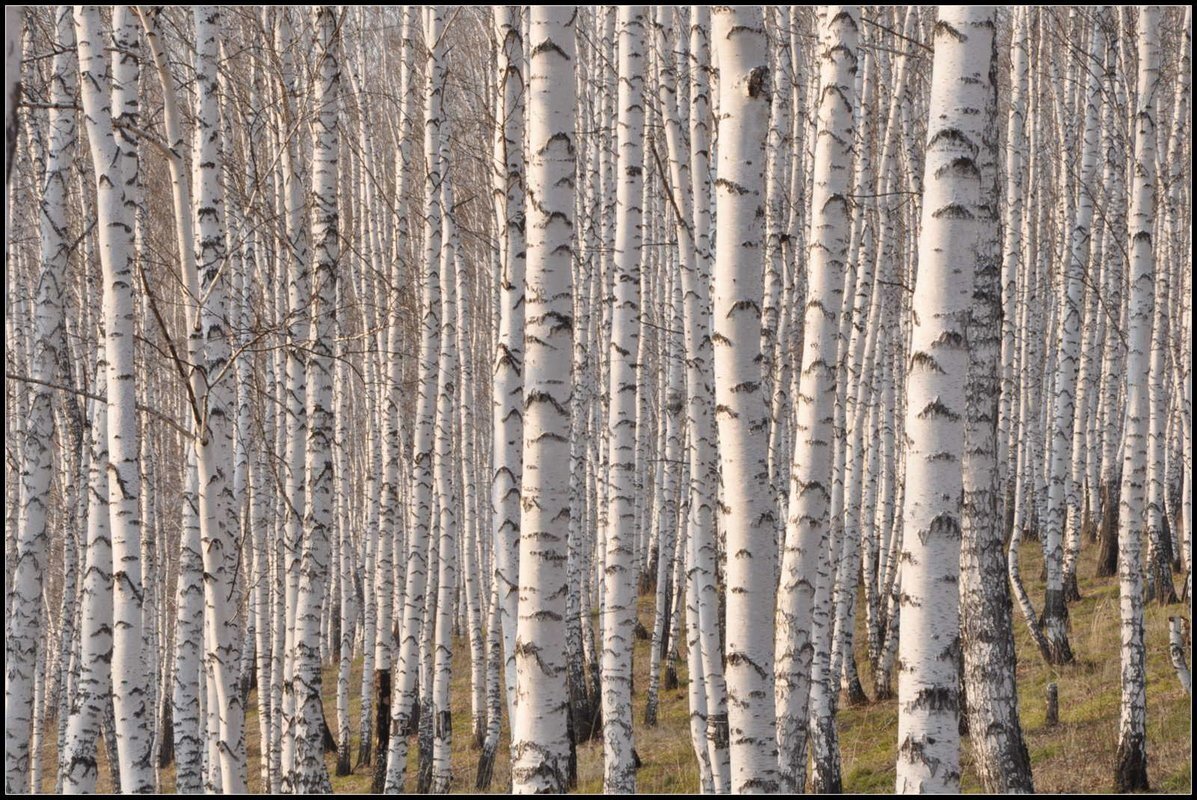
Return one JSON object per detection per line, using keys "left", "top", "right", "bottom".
{"left": 275, "top": 7, "right": 310, "bottom": 782}
{"left": 895, "top": 7, "right": 994, "bottom": 793}
{"left": 491, "top": 2, "right": 525, "bottom": 739}
{"left": 1040, "top": 9, "right": 1098, "bottom": 663}
{"left": 774, "top": 7, "right": 857, "bottom": 792}
{"left": 601, "top": 6, "right": 646, "bottom": 792}
{"left": 1114, "top": 6, "right": 1158, "bottom": 791}
{"left": 510, "top": 7, "right": 575, "bottom": 793}
{"left": 384, "top": 7, "right": 444, "bottom": 790}
{"left": 189, "top": 8, "right": 249, "bottom": 792}
{"left": 710, "top": 7, "right": 780, "bottom": 793}
{"left": 61, "top": 364, "right": 111, "bottom": 795}
{"left": 289, "top": 8, "right": 339, "bottom": 793}
{"left": 75, "top": 7, "right": 153, "bottom": 789}
{"left": 685, "top": 10, "right": 730, "bottom": 787}
{"left": 960, "top": 10, "right": 1034, "bottom": 788}
{"left": 431, "top": 176, "right": 459, "bottom": 794}
{"left": 7, "top": 8, "right": 74, "bottom": 789}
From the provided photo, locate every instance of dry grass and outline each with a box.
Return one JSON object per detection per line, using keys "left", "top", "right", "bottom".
{"left": 36, "top": 541, "right": 1192, "bottom": 793}
{"left": 839, "top": 542, "right": 1192, "bottom": 794}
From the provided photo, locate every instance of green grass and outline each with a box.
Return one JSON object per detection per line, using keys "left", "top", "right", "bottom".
{"left": 37, "top": 541, "right": 1192, "bottom": 793}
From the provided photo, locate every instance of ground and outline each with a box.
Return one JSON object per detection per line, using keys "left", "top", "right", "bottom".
{"left": 38, "top": 541, "right": 1193, "bottom": 793}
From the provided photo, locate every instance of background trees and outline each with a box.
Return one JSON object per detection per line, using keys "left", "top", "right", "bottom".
{"left": 2, "top": 5, "right": 1191, "bottom": 796}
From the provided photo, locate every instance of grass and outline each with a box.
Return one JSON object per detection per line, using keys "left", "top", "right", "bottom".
{"left": 37, "top": 541, "right": 1192, "bottom": 793}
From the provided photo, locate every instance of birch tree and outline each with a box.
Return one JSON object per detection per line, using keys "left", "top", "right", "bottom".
{"left": 491, "top": 1, "right": 525, "bottom": 741}
{"left": 687, "top": 10, "right": 730, "bottom": 786}
{"left": 775, "top": 7, "right": 857, "bottom": 791}
{"left": 1114, "top": 6, "right": 1159, "bottom": 791}
{"left": 510, "top": 6, "right": 576, "bottom": 793}
{"left": 601, "top": 5, "right": 646, "bottom": 793}
{"left": 895, "top": 6, "right": 995, "bottom": 793}
{"left": 2, "top": 7, "right": 1194, "bottom": 798}
{"left": 710, "top": 7, "right": 780, "bottom": 793}
{"left": 6, "top": 7, "right": 74, "bottom": 790}
{"left": 189, "top": 8, "right": 249, "bottom": 792}
{"left": 960, "top": 6, "right": 1034, "bottom": 789}
{"left": 75, "top": 6, "right": 153, "bottom": 789}
{"left": 288, "top": 7, "right": 339, "bottom": 794}
{"left": 431, "top": 176, "right": 459, "bottom": 794}
{"left": 384, "top": 6, "right": 445, "bottom": 790}
{"left": 61, "top": 361, "right": 111, "bottom": 794}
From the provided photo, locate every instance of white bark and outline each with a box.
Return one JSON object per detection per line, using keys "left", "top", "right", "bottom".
{"left": 1040, "top": 9, "right": 1100, "bottom": 662}
{"left": 275, "top": 7, "right": 310, "bottom": 782}
{"left": 290, "top": 8, "right": 339, "bottom": 793}
{"left": 75, "top": 6, "right": 153, "bottom": 789}
{"left": 895, "top": 7, "right": 994, "bottom": 793}
{"left": 189, "top": 8, "right": 248, "bottom": 792}
{"left": 7, "top": 8, "right": 74, "bottom": 790}
{"left": 61, "top": 364, "right": 111, "bottom": 795}
{"left": 685, "top": 10, "right": 730, "bottom": 787}
{"left": 1114, "top": 7, "right": 1158, "bottom": 791}
{"left": 652, "top": 7, "right": 726, "bottom": 784}
{"left": 999, "top": 8, "right": 1028, "bottom": 498}
{"left": 710, "top": 7, "right": 779, "bottom": 793}
{"left": 960, "top": 11, "right": 1033, "bottom": 788}
{"left": 775, "top": 7, "right": 857, "bottom": 792}
{"left": 431, "top": 174, "right": 459, "bottom": 793}
{"left": 386, "top": 7, "right": 445, "bottom": 790}
{"left": 601, "top": 6, "right": 646, "bottom": 793}
{"left": 510, "top": 7, "right": 575, "bottom": 793}
{"left": 491, "top": 2, "right": 526, "bottom": 734}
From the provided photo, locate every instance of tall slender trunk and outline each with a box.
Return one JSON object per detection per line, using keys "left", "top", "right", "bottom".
{"left": 275, "top": 8, "right": 310, "bottom": 783}
{"left": 1114, "top": 7, "right": 1158, "bottom": 792}
{"left": 601, "top": 6, "right": 646, "bottom": 793}
{"left": 431, "top": 174, "right": 459, "bottom": 793}
{"left": 288, "top": 8, "right": 339, "bottom": 793}
{"left": 1040, "top": 10, "right": 1098, "bottom": 664}
{"left": 710, "top": 7, "right": 780, "bottom": 793}
{"left": 775, "top": 7, "right": 857, "bottom": 792}
{"left": 8, "top": 8, "right": 74, "bottom": 790}
{"left": 490, "top": 0, "right": 526, "bottom": 743}
{"left": 385, "top": 7, "right": 445, "bottom": 790}
{"left": 190, "top": 9, "right": 247, "bottom": 791}
{"left": 960, "top": 11, "right": 1034, "bottom": 789}
{"left": 334, "top": 299, "right": 354, "bottom": 778}
{"left": 371, "top": 8, "right": 416, "bottom": 775}
{"left": 684, "top": 8, "right": 730, "bottom": 788}
{"left": 510, "top": 8, "right": 576, "bottom": 793}
{"left": 895, "top": 7, "right": 995, "bottom": 793}
{"left": 61, "top": 362, "right": 112, "bottom": 795}
{"left": 75, "top": 7, "right": 153, "bottom": 789}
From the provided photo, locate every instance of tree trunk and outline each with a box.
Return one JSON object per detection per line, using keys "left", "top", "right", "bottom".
{"left": 61, "top": 360, "right": 112, "bottom": 794}
{"left": 9, "top": 8, "right": 74, "bottom": 791}
{"left": 1113, "top": 7, "right": 1158, "bottom": 792}
{"left": 600, "top": 6, "right": 646, "bottom": 793}
{"left": 896, "top": 7, "right": 995, "bottom": 793}
{"left": 776, "top": 7, "right": 857, "bottom": 793}
{"left": 710, "top": 7, "right": 780, "bottom": 793}
{"left": 510, "top": 8, "right": 576, "bottom": 793}
{"left": 490, "top": 0, "right": 526, "bottom": 748}
{"left": 76, "top": 7, "right": 153, "bottom": 789}
{"left": 960, "top": 10, "right": 1034, "bottom": 789}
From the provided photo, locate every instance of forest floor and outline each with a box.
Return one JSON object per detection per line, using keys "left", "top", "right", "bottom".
{"left": 39, "top": 541, "right": 1192, "bottom": 794}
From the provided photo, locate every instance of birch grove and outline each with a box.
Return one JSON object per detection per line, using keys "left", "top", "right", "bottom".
{"left": 3, "top": 4, "right": 1192, "bottom": 796}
